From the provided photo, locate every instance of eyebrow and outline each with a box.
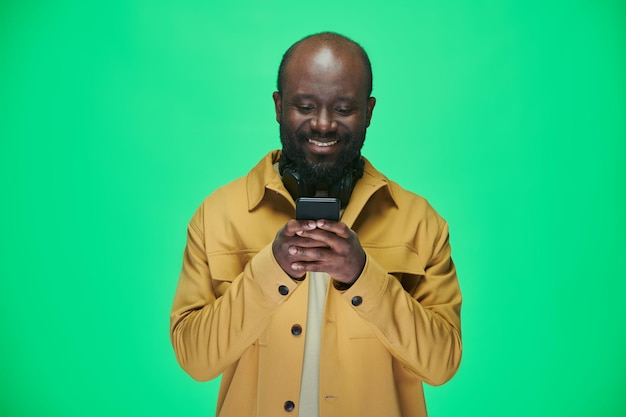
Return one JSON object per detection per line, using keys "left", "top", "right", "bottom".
{"left": 292, "top": 93, "right": 358, "bottom": 104}
{"left": 292, "top": 94, "right": 316, "bottom": 101}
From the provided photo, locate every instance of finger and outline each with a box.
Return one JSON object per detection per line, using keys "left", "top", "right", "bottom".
{"left": 291, "top": 262, "right": 317, "bottom": 273}
{"left": 283, "top": 219, "right": 317, "bottom": 236}
{"left": 291, "top": 259, "right": 341, "bottom": 276}
{"left": 314, "top": 220, "right": 351, "bottom": 238}
{"left": 288, "top": 237, "right": 330, "bottom": 249}
{"left": 293, "top": 229, "right": 340, "bottom": 249}
{"left": 290, "top": 260, "right": 331, "bottom": 273}
{"left": 288, "top": 245, "right": 330, "bottom": 261}
{"left": 299, "top": 224, "right": 356, "bottom": 250}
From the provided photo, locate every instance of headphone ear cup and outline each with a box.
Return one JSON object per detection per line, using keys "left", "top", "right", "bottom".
{"left": 328, "top": 172, "right": 353, "bottom": 208}
{"left": 340, "top": 173, "right": 355, "bottom": 205}
{"left": 282, "top": 167, "right": 315, "bottom": 201}
{"left": 328, "top": 157, "right": 364, "bottom": 208}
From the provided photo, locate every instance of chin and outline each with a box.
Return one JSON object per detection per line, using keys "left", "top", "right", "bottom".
{"left": 306, "top": 153, "right": 338, "bottom": 165}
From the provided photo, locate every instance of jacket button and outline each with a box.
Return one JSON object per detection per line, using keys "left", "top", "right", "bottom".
{"left": 351, "top": 296, "right": 363, "bottom": 306}
{"left": 291, "top": 324, "right": 302, "bottom": 336}
{"left": 278, "top": 285, "right": 289, "bottom": 296}
{"left": 284, "top": 400, "right": 295, "bottom": 412}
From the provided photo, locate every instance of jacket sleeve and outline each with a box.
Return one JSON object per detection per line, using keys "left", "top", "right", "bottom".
{"left": 341, "top": 216, "right": 462, "bottom": 386}
{"left": 169, "top": 205, "right": 298, "bottom": 381}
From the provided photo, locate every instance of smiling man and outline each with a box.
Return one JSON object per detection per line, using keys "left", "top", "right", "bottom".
{"left": 274, "top": 36, "right": 375, "bottom": 195}
{"left": 170, "top": 32, "right": 462, "bottom": 417}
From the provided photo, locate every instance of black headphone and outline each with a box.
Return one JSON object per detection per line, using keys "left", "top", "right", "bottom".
{"left": 279, "top": 155, "right": 364, "bottom": 208}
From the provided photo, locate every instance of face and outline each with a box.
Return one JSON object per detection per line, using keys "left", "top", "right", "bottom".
{"left": 273, "top": 45, "right": 376, "bottom": 187}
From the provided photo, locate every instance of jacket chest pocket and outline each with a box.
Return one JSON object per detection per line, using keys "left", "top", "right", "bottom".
{"left": 363, "top": 244, "right": 426, "bottom": 294}
{"left": 207, "top": 251, "right": 256, "bottom": 297}
{"left": 341, "top": 244, "right": 427, "bottom": 340}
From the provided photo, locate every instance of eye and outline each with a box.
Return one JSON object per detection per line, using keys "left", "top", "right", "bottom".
{"left": 334, "top": 107, "right": 354, "bottom": 116}
{"left": 296, "top": 104, "right": 315, "bottom": 113}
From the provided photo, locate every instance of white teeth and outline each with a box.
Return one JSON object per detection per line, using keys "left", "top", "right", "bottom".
{"left": 308, "top": 139, "right": 338, "bottom": 147}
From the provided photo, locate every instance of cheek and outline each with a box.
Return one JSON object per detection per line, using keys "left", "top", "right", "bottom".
{"left": 342, "top": 116, "right": 367, "bottom": 133}
{"left": 282, "top": 113, "right": 307, "bottom": 132}
{"left": 290, "top": 116, "right": 312, "bottom": 134}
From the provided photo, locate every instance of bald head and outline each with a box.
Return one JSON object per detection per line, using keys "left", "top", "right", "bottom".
{"left": 277, "top": 32, "right": 373, "bottom": 96}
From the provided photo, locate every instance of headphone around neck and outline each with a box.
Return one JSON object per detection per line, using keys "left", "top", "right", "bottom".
{"left": 279, "top": 155, "right": 364, "bottom": 208}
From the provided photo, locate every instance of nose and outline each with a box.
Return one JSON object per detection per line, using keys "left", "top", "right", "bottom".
{"left": 309, "top": 108, "right": 337, "bottom": 135}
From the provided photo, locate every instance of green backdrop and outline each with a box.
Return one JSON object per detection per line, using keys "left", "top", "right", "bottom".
{"left": 1, "top": 1, "right": 624, "bottom": 416}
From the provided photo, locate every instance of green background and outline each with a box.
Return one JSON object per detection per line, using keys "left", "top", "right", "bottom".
{"left": 1, "top": 0, "right": 624, "bottom": 416}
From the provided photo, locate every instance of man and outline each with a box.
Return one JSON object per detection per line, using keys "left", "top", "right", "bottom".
{"left": 170, "top": 32, "right": 462, "bottom": 417}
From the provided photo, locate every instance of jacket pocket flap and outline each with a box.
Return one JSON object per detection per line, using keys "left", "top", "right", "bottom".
{"left": 208, "top": 251, "right": 255, "bottom": 282}
{"left": 363, "top": 244, "right": 426, "bottom": 276}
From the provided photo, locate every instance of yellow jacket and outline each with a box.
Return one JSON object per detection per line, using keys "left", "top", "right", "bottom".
{"left": 170, "top": 151, "right": 462, "bottom": 417}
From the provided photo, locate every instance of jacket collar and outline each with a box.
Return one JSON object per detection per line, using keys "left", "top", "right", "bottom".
{"left": 246, "top": 150, "right": 398, "bottom": 218}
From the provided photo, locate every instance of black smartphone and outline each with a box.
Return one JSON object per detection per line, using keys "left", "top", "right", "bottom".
{"left": 295, "top": 197, "right": 340, "bottom": 221}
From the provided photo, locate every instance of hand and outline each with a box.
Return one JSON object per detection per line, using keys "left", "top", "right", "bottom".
{"left": 272, "top": 219, "right": 366, "bottom": 284}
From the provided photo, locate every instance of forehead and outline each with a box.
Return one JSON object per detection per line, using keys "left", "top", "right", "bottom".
{"left": 282, "top": 44, "right": 369, "bottom": 99}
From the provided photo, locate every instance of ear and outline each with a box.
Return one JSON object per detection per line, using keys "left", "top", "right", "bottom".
{"left": 272, "top": 91, "right": 282, "bottom": 124}
{"left": 365, "top": 96, "right": 376, "bottom": 127}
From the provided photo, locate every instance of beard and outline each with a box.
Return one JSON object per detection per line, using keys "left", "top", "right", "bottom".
{"left": 279, "top": 123, "right": 365, "bottom": 188}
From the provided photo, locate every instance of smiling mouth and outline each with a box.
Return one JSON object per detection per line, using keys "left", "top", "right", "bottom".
{"left": 308, "top": 138, "right": 338, "bottom": 147}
